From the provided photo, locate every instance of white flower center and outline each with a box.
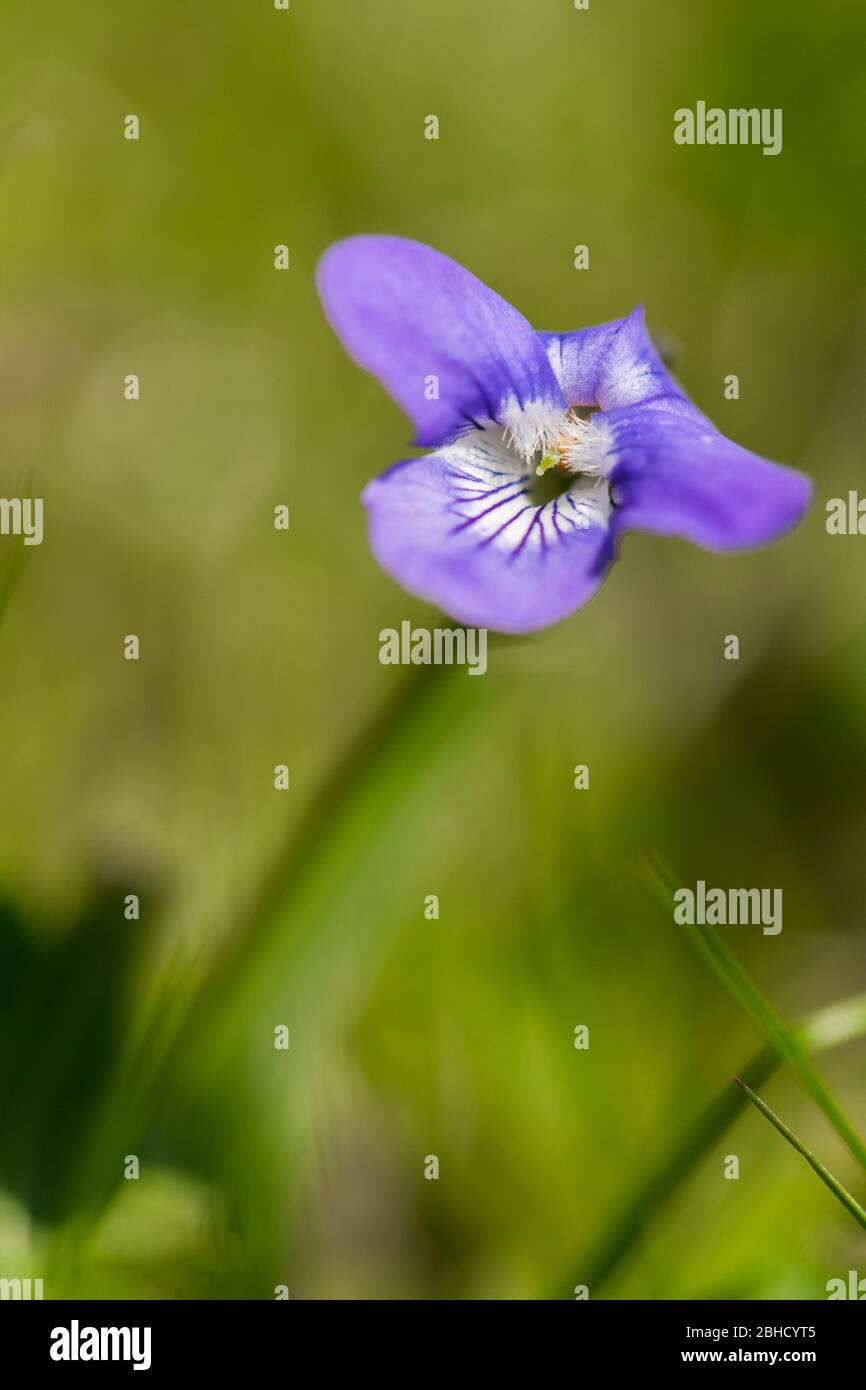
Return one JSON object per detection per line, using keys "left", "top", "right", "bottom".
{"left": 500, "top": 398, "right": 613, "bottom": 478}
{"left": 438, "top": 400, "right": 613, "bottom": 557}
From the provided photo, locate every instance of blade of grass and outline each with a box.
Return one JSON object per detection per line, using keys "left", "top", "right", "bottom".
{"left": 735, "top": 1076, "right": 866, "bottom": 1231}
{"left": 0, "top": 542, "right": 28, "bottom": 635}
{"left": 553, "top": 989, "right": 866, "bottom": 1297}
{"left": 0, "top": 469, "right": 36, "bottom": 640}
{"left": 644, "top": 852, "right": 866, "bottom": 1176}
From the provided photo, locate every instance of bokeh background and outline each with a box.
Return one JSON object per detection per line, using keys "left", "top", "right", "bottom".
{"left": 1, "top": 0, "right": 865, "bottom": 1299}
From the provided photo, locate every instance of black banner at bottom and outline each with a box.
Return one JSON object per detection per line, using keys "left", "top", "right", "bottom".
{"left": 0, "top": 1298, "right": 862, "bottom": 1374}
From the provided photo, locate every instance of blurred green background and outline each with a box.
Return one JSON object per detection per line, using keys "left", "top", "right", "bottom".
{"left": 0, "top": 0, "right": 865, "bottom": 1299}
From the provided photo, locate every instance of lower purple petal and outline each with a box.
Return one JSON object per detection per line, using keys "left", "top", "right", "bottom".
{"left": 362, "top": 442, "right": 613, "bottom": 633}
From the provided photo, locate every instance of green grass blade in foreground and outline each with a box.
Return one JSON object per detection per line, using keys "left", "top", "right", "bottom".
{"left": 735, "top": 1077, "right": 866, "bottom": 1231}
{"left": 0, "top": 542, "right": 28, "bottom": 634}
{"left": 553, "top": 989, "right": 866, "bottom": 1297}
{"left": 0, "top": 470, "right": 36, "bottom": 634}
{"left": 40, "top": 643, "right": 483, "bottom": 1250}
{"left": 644, "top": 852, "right": 866, "bottom": 1176}
{"left": 67, "top": 633, "right": 489, "bottom": 1203}
{"left": 167, "top": 650, "right": 470, "bottom": 1056}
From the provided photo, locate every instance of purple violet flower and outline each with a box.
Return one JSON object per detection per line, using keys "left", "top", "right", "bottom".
{"left": 317, "top": 236, "right": 811, "bottom": 634}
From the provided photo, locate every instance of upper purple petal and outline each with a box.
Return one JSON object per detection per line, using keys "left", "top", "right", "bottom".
{"left": 594, "top": 307, "right": 685, "bottom": 409}
{"left": 317, "top": 235, "right": 566, "bottom": 449}
{"left": 542, "top": 307, "right": 685, "bottom": 410}
{"left": 362, "top": 438, "right": 613, "bottom": 633}
{"left": 605, "top": 400, "right": 813, "bottom": 550}
{"left": 541, "top": 319, "right": 626, "bottom": 407}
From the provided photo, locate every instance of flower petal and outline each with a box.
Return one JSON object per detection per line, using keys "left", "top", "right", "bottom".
{"left": 593, "top": 307, "right": 685, "bottom": 409}
{"left": 317, "top": 236, "right": 565, "bottom": 449}
{"left": 545, "top": 309, "right": 812, "bottom": 549}
{"left": 605, "top": 400, "right": 812, "bottom": 550}
{"left": 541, "top": 319, "right": 626, "bottom": 407}
{"left": 543, "top": 308, "right": 684, "bottom": 410}
{"left": 362, "top": 433, "right": 613, "bottom": 633}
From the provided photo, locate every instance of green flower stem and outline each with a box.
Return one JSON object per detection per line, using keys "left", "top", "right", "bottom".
{"left": 74, "top": 630, "right": 480, "bottom": 1178}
